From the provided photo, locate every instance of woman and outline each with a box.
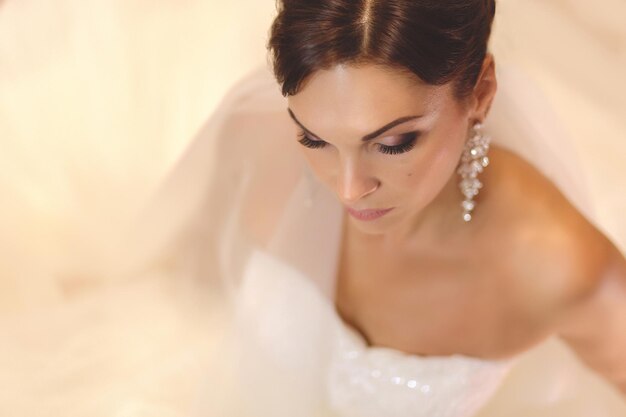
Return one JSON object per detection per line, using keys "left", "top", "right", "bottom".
{"left": 137, "top": 1, "right": 626, "bottom": 416}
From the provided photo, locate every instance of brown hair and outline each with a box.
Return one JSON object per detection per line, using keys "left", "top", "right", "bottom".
{"left": 267, "top": 0, "right": 496, "bottom": 101}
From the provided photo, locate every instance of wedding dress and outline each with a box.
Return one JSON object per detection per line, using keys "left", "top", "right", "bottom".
{"left": 130, "top": 61, "right": 626, "bottom": 417}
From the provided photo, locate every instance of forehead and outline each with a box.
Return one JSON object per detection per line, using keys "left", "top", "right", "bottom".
{"left": 287, "top": 64, "right": 449, "bottom": 131}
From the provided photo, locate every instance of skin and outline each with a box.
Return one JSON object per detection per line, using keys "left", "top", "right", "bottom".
{"left": 286, "top": 54, "right": 626, "bottom": 395}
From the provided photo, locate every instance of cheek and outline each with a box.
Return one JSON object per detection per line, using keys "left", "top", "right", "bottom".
{"left": 394, "top": 138, "right": 461, "bottom": 201}
{"left": 411, "top": 117, "right": 467, "bottom": 186}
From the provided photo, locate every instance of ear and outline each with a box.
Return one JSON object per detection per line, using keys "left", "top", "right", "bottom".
{"left": 469, "top": 53, "right": 497, "bottom": 123}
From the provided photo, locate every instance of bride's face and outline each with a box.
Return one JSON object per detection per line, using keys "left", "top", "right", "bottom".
{"left": 287, "top": 63, "right": 473, "bottom": 237}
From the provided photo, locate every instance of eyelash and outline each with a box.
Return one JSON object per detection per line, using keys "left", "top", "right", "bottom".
{"left": 296, "top": 131, "right": 420, "bottom": 155}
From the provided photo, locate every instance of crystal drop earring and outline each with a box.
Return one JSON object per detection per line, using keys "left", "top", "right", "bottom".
{"left": 456, "top": 121, "right": 491, "bottom": 222}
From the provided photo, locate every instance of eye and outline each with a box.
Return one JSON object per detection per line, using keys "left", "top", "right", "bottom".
{"left": 296, "top": 130, "right": 420, "bottom": 155}
{"left": 377, "top": 132, "right": 420, "bottom": 155}
{"left": 297, "top": 131, "right": 328, "bottom": 149}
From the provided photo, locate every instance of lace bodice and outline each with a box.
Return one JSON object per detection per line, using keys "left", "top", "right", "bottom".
{"left": 236, "top": 248, "right": 519, "bottom": 417}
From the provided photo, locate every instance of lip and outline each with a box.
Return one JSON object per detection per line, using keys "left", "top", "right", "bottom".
{"left": 346, "top": 206, "right": 394, "bottom": 221}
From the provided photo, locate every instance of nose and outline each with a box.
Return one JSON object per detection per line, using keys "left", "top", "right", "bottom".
{"left": 335, "top": 155, "right": 379, "bottom": 205}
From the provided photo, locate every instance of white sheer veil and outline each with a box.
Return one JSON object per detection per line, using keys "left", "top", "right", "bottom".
{"left": 123, "top": 60, "right": 626, "bottom": 416}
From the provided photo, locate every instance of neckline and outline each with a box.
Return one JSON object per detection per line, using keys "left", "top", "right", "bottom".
{"left": 329, "top": 209, "right": 516, "bottom": 366}
{"left": 246, "top": 244, "right": 517, "bottom": 367}
{"left": 330, "top": 298, "right": 516, "bottom": 365}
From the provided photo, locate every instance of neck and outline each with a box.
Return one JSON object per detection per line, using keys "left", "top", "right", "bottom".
{"left": 404, "top": 171, "right": 463, "bottom": 242}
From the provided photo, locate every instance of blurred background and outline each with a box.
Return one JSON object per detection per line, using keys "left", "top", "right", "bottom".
{"left": 0, "top": 0, "right": 624, "bottom": 416}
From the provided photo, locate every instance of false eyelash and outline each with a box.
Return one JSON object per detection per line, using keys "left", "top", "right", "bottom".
{"left": 297, "top": 130, "right": 420, "bottom": 155}
{"left": 297, "top": 131, "right": 327, "bottom": 149}
{"left": 377, "top": 132, "right": 419, "bottom": 155}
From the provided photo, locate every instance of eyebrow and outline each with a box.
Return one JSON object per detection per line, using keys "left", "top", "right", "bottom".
{"left": 287, "top": 108, "right": 423, "bottom": 142}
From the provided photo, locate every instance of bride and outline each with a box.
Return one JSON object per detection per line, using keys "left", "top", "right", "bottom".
{"left": 139, "top": 1, "right": 626, "bottom": 416}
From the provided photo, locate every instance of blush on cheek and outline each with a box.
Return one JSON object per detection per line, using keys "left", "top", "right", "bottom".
{"left": 407, "top": 147, "right": 455, "bottom": 198}
{"left": 430, "top": 144, "right": 459, "bottom": 175}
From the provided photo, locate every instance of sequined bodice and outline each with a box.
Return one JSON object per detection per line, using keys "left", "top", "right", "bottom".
{"left": 237, "top": 249, "right": 519, "bottom": 417}
{"left": 328, "top": 316, "right": 517, "bottom": 417}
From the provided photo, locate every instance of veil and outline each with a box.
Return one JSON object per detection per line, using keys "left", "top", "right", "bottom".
{"left": 122, "top": 60, "right": 626, "bottom": 416}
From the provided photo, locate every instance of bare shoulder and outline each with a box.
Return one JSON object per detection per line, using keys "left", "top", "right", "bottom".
{"left": 482, "top": 144, "right": 613, "bottom": 322}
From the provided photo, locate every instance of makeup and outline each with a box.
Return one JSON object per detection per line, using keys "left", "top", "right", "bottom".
{"left": 346, "top": 207, "right": 394, "bottom": 221}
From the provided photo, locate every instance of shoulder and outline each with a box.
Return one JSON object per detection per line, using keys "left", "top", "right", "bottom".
{"left": 484, "top": 145, "right": 613, "bottom": 321}
{"left": 505, "top": 207, "right": 611, "bottom": 319}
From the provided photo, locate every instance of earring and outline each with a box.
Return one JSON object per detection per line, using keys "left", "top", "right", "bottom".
{"left": 457, "top": 121, "right": 491, "bottom": 222}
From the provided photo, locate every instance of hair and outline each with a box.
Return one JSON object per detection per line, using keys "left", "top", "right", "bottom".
{"left": 267, "top": 0, "right": 496, "bottom": 101}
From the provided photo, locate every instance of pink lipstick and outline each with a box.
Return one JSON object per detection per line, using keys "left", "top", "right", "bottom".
{"left": 346, "top": 207, "right": 394, "bottom": 221}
